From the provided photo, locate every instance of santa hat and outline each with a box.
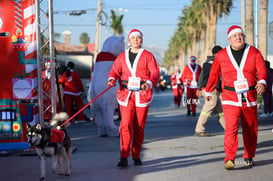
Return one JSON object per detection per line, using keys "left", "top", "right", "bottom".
{"left": 227, "top": 25, "right": 243, "bottom": 38}
{"left": 190, "top": 56, "right": 197, "bottom": 62}
{"left": 128, "top": 29, "right": 143, "bottom": 39}
{"left": 45, "top": 59, "right": 50, "bottom": 65}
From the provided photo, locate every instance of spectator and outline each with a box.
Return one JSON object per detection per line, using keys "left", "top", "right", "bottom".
{"left": 194, "top": 45, "right": 225, "bottom": 137}
{"left": 260, "top": 60, "right": 273, "bottom": 117}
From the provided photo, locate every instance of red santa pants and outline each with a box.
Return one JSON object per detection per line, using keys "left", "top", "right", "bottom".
{"left": 186, "top": 87, "right": 198, "bottom": 113}
{"left": 223, "top": 103, "right": 258, "bottom": 163}
{"left": 119, "top": 92, "right": 149, "bottom": 159}
{"left": 64, "top": 94, "right": 84, "bottom": 121}
{"left": 172, "top": 86, "right": 183, "bottom": 106}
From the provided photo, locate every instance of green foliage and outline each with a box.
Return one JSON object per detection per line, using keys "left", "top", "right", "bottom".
{"left": 164, "top": 0, "right": 232, "bottom": 68}
{"left": 110, "top": 10, "right": 124, "bottom": 35}
{"left": 79, "top": 32, "right": 90, "bottom": 45}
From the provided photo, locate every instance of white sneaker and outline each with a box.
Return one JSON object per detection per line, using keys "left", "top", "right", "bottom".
{"left": 259, "top": 113, "right": 269, "bottom": 117}
{"left": 269, "top": 112, "right": 273, "bottom": 116}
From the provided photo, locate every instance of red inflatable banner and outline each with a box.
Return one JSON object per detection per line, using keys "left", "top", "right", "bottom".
{"left": 0, "top": 0, "right": 38, "bottom": 151}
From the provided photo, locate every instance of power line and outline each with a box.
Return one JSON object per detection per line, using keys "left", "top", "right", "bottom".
{"left": 51, "top": 22, "right": 245, "bottom": 27}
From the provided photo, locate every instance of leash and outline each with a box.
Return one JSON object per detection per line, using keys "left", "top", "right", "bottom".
{"left": 61, "top": 86, "right": 112, "bottom": 127}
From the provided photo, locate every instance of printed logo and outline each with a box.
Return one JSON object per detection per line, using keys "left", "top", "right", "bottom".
{"left": 3, "top": 123, "right": 11, "bottom": 132}
{"left": 13, "top": 123, "right": 20, "bottom": 132}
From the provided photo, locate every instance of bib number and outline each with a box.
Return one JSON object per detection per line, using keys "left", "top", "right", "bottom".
{"left": 234, "top": 79, "right": 249, "bottom": 94}
{"left": 128, "top": 77, "right": 141, "bottom": 91}
{"left": 191, "top": 81, "right": 198, "bottom": 88}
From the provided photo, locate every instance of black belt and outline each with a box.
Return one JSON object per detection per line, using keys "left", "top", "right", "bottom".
{"left": 122, "top": 80, "right": 146, "bottom": 90}
{"left": 224, "top": 85, "right": 256, "bottom": 92}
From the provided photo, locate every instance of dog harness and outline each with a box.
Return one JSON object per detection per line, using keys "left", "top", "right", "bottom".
{"left": 50, "top": 128, "right": 65, "bottom": 144}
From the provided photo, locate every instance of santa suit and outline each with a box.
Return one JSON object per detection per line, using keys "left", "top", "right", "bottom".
{"left": 170, "top": 72, "right": 183, "bottom": 107}
{"left": 180, "top": 63, "right": 201, "bottom": 113}
{"left": 108, "top": 48, "right": 159, "bottom": 159}
{"left": 88, "top": 52, "right": 119, "bottom": 137}
{"left": 59, "top": 70, "right": 85, "bottom": 121}
{"left": 42, "top": 70, "right": 52, "bottom": 119}
{"left": 205, "top": 44, "right": 267, "bottom": 163}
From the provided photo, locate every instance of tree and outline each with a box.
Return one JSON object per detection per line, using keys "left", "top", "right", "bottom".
{"left": 54, "top": 33, "right": 61, "bottom": 41}
{"left": 110, "top": 10, "right": 123, "bottom": 35}
{"left": 246, "top": 0, "right": 254, "bottom": 45}
{"left": 79, "top": 32, "right": 90, "bottom": 45}
{"left": 259, "top": 0, "right": 268, "bottom": 59}
{"left": 200, "top": 0, "right": 232, "bottom": 63}
{"left": 164, "top": 0, "right": 232, "bottom": 70}
{"left": 241, "top": 0, "right": 246, "bottom": 32}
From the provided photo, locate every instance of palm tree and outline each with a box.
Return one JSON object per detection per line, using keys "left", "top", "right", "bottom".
{"left": 246, "top": 0, "right": 254, "bottom": 45}
{"left": 202, "top": 0, "right": 232, "bottom": 62}
{"left": 259, "top": 0, "right": 268, "bottom": 59}
{"left": 164, "top": 0, "right": 232, "bottom": 70}
{"left": 241, "top": 0, "right": 246, "bottom": 32}
{"left": 110, "top": 10, "right": 124, "bottom": 36}
{"left": 79, "top": 32, "right": 90, "bottom": 45}
{"left": 54, "top": 33, "right": 61, "bottom": 41}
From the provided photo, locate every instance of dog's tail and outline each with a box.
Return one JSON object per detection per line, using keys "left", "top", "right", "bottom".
{"left": 50, "top": 112, "right": 70, "bottom": 129}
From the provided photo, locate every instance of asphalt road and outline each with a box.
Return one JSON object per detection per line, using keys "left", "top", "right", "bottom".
{"left": 1, "top": 89, "right": 273, "bottom": 181}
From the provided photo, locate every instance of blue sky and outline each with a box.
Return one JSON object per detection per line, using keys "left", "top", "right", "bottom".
{"left": 52, "top": 0, "right": 273, "bottom": 55}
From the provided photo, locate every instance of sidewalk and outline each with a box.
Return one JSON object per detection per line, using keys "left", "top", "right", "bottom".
{"left": 1, "top": 90, "right": 273, "bottom": 181}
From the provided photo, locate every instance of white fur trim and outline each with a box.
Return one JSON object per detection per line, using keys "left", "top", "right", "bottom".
{"left": 146, "top": 80, "right": 153, "bottom": 89}
{"left": 128, "top": 31, "right": 142, "bottom": 39}
{"left": 228, "top": 28, "right": 243, "bottom": 38}
{"left": 258, "top": 79, "right": 266, "bottom": 85}
{"left": 205, "top": 92, "right": 212, "bottom": 97}
{"left": 222, "top": 100, "right": 257, "bottom": 107}
{"left": 108, "top": 77, "right": 115, "bottom": 81}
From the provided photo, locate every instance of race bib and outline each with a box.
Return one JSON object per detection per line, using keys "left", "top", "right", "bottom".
{"left": 128, "top": 77, "right": 141, "bottom": 91}
{"left": 191, "top": 81, "right": 198, "bottom": 88}
{"left": 234, "top": 79, "right": 249, "bottom": 94}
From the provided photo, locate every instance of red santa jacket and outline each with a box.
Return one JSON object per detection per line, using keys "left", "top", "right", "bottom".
{"left": 205, "top": 44, "right": 267, "bottom": 107}
{"left": 59, "top": 70, "right": 84, "bottom": 96}
{"left": 180, "top": 64, "right": 201, "bottom": 88}
{"left": 170, "top": 72, "right": 182, "bottom": 89}
{"left": 108, "top": 48, "right": 160, "bottom": 107}
{"left": 42, "top": 70, "right": 51, "bottom": 80}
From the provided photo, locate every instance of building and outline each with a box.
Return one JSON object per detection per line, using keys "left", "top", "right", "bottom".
{"left": 54, "top": 30, "right": 94, "bottom": 78}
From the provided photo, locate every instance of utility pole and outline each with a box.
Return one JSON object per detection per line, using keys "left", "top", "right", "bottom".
{"left": 255, "top": 0, "right": 258, "bottom": 48}
{"left": 94, "top": 0, "right": 102, "bottom": 61}
{"left": 48, "top": 0, "right": 57, "bottom": 115}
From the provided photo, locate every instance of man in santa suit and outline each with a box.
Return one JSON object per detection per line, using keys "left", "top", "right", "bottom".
{"left": 59, "top": 62, "right": 85, "bottom": 123}
{"left": 170, "top": 65, "right": 183, "bottom": 107}
{"left": 107, "top": 29, "right": 159, "bottom": 168}
{"left": 205, "top": 25, "right": 267, "bottom": 170}
{"left": 180, "top": 56, "right": 202, "bottom": 116}
{"left": 87, "top": 36, "right": 125, "bottom": 137}
{"left": 42, "top": 60, "right": 53, "bottom": 120}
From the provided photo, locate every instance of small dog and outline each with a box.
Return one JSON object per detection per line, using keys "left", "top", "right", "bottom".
{"left": 27, "top": 112, "right": 72, "bottom": 180}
